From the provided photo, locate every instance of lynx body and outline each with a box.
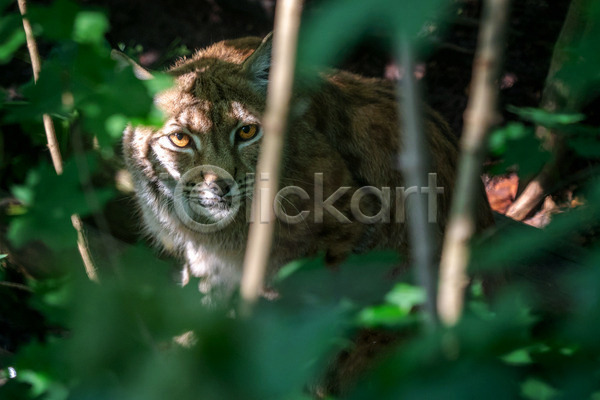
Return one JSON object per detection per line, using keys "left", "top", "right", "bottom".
{"left": 123, "top": 36, "right": 486, "bottom": 299}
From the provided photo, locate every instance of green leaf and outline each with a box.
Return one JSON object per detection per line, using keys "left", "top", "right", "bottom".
{"left": 385, "top": 283, "right": 426, "bottom": 312}
{"left": 357, "top": 304, "right": 418, "bottom": 327}
{"left": 11, "top": 184, "right": 34, "bottom": 205}
{"left": 73, "top": 11, "right": 109, "bottom": 44}
{"left": 521, "top": 378, "right": 559, "bottom": 400}
{"left": 562, "top": 125, "right": 600, "bottom": 158}
{"left": 357, "top": 283, "right": 424, "bottom": 327}
{"left": 275, "top": 251, "right": 400, "bottom": 308}
{"left": 0, "top": 14, "right": 26, "bottom": 64}
{"left": 7, "top": 156, "right": 115, "bottom": 250}
{"left": 507, "top": 105, "right": 585, "bottom": 128}
{"left": 501, "top": 348, "right": 533, "bottom": 365}
{"left": 567, "top": 137, "right": 600, "bottom": 158}
{"left": 143, "top": 72, "right": 175, "bottom": 96}
{"left": 104, "top": 113, "right": 128, "bottom": 139}
{"left": 298, "top": 0, "right": 448, "bottom": 71}
{"left": 487, "top": 123, "right": 550, "bottom": 177}
{"left": 28, "top": 0, "right": 79, "bottom": 41}
{"left": 16, "top": 370, "right": 68, "bottom": 400}
{"left": 5, "top": 60, "right": 67, "bottom": 122}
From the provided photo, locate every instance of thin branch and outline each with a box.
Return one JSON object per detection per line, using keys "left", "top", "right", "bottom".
{"left": 18, "top": 0, "right": 98, "bottom": 282}
{"left": 437, "top": 0, "right": 511, "bottom": 326}
{"left": 239, "top": 0, "right": 303, "bottom": 313}
{"left": 70, "top": 214, "right": 99, "bottom": 281}
{"left": 17, "top": 0, "right": 63, "bottom": 175}
{"left": 71, "top": 123, "right": 121, "bottom": 276}
{"left": 396, "top": 35, "right": 438, "bottom": 327}
{"left": 0, "top": 281, "right": 33, "bottom": 292}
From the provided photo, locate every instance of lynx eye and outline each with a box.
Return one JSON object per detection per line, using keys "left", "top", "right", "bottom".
{"left": 237, "top": 124, "right": 259, "bottom": 141}
{"left": 169, "top": 132, "right": 191, "bottom": 147}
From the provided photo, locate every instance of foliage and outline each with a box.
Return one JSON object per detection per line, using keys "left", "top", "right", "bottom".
{"left": 0, "top": 0, "right": 600, "bottom": 399}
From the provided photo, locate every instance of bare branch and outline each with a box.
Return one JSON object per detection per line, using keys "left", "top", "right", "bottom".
{"left": 438, "top": 0, "right": 511, "bottom": 325}
{"left": 505, "top": 158, "right": 560, "bottom": 221}
{"left": 240, "top": 0, "right": 303, "bottom": 312}
{"left": 18, "top": 0, "right": 98, "bottom": 282}
{"left": 396, "top": 35, "right": 438, "bottom": 327}
{"left": 0, "top": 281, "right": 33, "bottom": 292}
{"left": 18, "top": 0, "right": 63, "bottom": 175}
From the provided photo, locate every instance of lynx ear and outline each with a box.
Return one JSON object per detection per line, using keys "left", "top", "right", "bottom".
{"left": 242, "top": 32, "right": 273, "bottom": 92}
{"left": 111, "top": 49, "right": 154, "bottom": 80}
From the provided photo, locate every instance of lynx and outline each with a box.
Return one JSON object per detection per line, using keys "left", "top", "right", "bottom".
{"left": 122, "top": 34, "right": 492, "bottom": 301}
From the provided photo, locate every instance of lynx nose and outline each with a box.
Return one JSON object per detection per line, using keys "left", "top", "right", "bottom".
{"left": 202, "top": 172, "right": 233, "bottom": 198}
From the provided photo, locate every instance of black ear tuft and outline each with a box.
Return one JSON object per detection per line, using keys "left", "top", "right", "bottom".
{"left": 111, "top": 49, "right": 154, "bottom": 80}
{"left": 242, "top": 33, "right": 273, "bottom": 92}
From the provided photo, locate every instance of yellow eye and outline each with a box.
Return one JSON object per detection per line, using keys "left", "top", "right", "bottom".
{"left": 237, "top": 124, "right": 259, "bottom": 141}
{"left": 169, "top": 132, "right": 191, "bottom": 147}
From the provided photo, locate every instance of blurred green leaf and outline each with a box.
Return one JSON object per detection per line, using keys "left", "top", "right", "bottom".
{"left": 385, "top": 283, "right": 425, "bottom": 311}
{"left": 501, "top": 348, "right": 533, "bottom": 365}
{"left": 470, "top": 207, "right": 592, "bottom": 273}
{"left": 298, "top": 0, "right": 448, "bottom": 71}
{"left": 4, "top": 61, "right": 68, "bottom": 122}
{"left": 143, "top": 72, "right": 175, "bottom": 96}
{"left": 276, "top": 251, "right": 400, "bottom": 307}
{"left": 28, "top": 0, "right": 78, "bottom": 41}
{"left": 487, "top": 122, "right": 550, "bottom": 177}
{"left": 472, "top": 177, "right": 600, "bottom": 274}
{"left": 73, "top": 11, "right": 109, "bottom": 44}
{"left": 0, "top": 14, "right": 26, "bottom": 64}
{"left": 561, "top": 125, "right": 600, "bottom": 158}
{"left": 357, "top": 283, "right": 425, "bottom": 327}
{"left": 507, "top": 106, "right": 586, "bottom": 128}
{"left": 7, "top": 156, "right": 115, "bottom": 250}
{"left": 567, "top": 137, "right": 600, "bottom": 158}
{"left": 17, "top": 369, "right": 68, "bottom": 400}
{"left": 521, "top": 378, "right": 559, "bottom": 400}
{"left": 357, "top": 304, "right": 418, "bottom": 327}
{"left": 489, "top": 122, "right": 529, "bottom": 155}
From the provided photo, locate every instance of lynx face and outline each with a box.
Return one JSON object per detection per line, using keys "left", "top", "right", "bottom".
{"left": 123, "top": 37, "right": 272, "bottom": 242}
{"left": 136, "top": 104, "right": 263, "bottom": 228}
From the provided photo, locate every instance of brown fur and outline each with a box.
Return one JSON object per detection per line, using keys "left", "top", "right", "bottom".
{"left": 123, "top": 35, "right": 493, "bottom": 299}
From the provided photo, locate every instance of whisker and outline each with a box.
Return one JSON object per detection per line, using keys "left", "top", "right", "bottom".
{"left": 280, "top": 177, "right": 315, "bottom": 187}
{"left": 277, "top": 195, "right": 311, "bottom": 232}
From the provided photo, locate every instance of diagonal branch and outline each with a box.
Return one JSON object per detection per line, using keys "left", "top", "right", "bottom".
{"left": 437, "top": 0, "right": 511, "bottom": 325}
